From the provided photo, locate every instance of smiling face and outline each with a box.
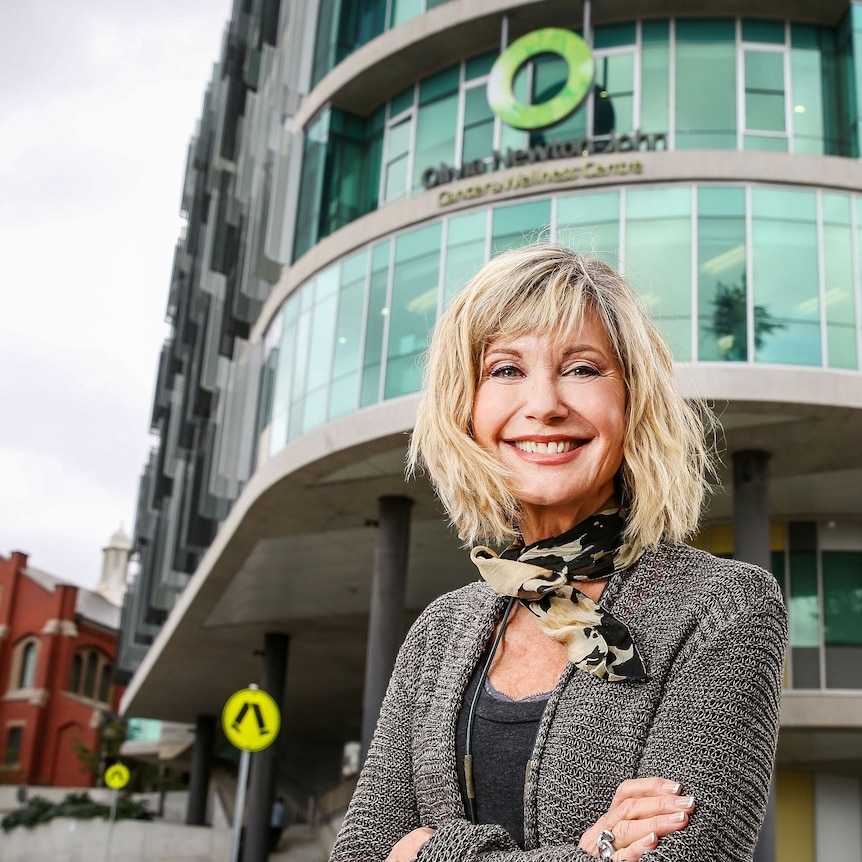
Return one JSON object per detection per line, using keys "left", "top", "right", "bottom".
{"left": 471, "top": 311, "right": 627, "bottom": 544}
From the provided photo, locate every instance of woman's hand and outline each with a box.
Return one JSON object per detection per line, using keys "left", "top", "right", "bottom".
{"left": 384, "top": 826, "right": 436, "bottom": 862}
{"left": 578, "top": 778, "right": 694, "bottom": 862}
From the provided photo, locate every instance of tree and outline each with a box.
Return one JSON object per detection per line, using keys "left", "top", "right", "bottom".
{"left": 703, "top": 277, "right": 784, "bottom": 360}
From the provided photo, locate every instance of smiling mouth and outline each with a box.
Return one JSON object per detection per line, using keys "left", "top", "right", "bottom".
{"left": 512, "top": 440, "right": 582, "bottom": 454}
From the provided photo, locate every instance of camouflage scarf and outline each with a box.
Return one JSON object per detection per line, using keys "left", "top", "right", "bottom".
{"left": 470, "top": 501, "right": 647, "bottom": 682}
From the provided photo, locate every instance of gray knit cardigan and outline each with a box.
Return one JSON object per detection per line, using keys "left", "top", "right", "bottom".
{"left": 330, "top": 542, "right": 788, "bottom": 862}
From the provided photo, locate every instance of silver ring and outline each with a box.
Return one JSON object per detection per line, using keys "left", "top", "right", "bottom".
{"left": 597, "top": 829, "right": 615, "bottom": 861}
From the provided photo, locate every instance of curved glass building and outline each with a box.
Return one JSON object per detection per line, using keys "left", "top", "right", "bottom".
{"left": 119, "top": 2, "right": 862, "bottom": 858}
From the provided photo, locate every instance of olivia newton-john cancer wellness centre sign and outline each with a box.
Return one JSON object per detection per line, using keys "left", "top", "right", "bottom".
{"left": 422, "top": 27, "right": 666, "bottom": 194}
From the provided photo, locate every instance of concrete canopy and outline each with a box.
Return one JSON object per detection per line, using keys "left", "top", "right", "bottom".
{"left": 121, "top": 367, "right": 862, "bottom": 759}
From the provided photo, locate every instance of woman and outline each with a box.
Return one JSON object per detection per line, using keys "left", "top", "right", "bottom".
{"left": 330, "top": 245, "right": 787, "bottom": 862}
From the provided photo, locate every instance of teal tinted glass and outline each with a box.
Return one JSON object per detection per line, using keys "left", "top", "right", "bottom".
{"left": 641, "top": 20, "right": 670, "bottom": 132}
{"left": 466, "top": 51, "right": 496, "bottom": 81}
{"left": 305, "top": 268, "right": 339, "bottom": 395}
{"left": 676, "top": 20, "right": 736, "bottom": 149}
{"left": 697, "top": 187, "right": 747, "bottom": 361}
{"left": 595, "top": 52, "right": 634, "bottom": 133}
{"left": 823, "top": 194, "right": 857, "bottom": 369}
{"left": 330, "top": 250, "right": 368, "bottom": 420}
{"left": 742, "top": 19, "right": 785, "bottom": 44}
{"left": 390, "top": 0, "right": 422, "bottom": 28}
{"left": 593, "top": 22, "right": 636, "bottom": 50}
{"left": 361, "top": 242, "right": 391, "bottom": 407}
{"left": 462, "top": 86, "right": 495, "bottom": 163}
{"left": 384, "top": 118, "right": 412, "bottom": 202}
{"left": 491, "top": 200, "right": 552, "bottom": 253}
{"left": 789, "top": 52, "right": 824, "bottom": 146}
{"left": 556, "top": 191, "right": 621, "bottom": 263}
{"left": 823, "top": 552, "right": 862, "bottom": 646}
{"left": 752, "top": 189, "right": 820, "bottom": 364}
{"left": 385, "top": 223, "right": 442, "bottom": 399}
{"left": 419, "top": 66, "right": 459, "bottom": 105}
{"left": 391, "top": 86, "right": 414, "bottom": 117}
{"left": 789, "top": 551, "right": 820, "bottom": 648}
{"left": 443, "top": 211, "right": 487, "bottom": 305}
{"left": 626, "top": 187, "right": 692, "bottom": 358}
{"left": 745, "top": 50, "right": 786, "bottom": 133}
{"left": 412, "top": 93, "right": 458, "bottom": 191}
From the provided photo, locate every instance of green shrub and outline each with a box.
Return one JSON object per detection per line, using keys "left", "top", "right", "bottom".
{"left": 1, "top": 792, "right": 152, "bottom": 832}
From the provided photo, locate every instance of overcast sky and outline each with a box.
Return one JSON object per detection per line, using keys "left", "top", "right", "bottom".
{"left": 1, "top": 0, "right": 234, "bottom": 589}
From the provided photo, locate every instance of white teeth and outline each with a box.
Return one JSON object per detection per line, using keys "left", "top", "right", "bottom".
{"left": 514, "top": 440, "right": 578, "bottom": 454}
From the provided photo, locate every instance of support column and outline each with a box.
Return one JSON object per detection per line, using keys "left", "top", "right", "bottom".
{"left": 361, "top": 495, "right": 414, "bottom": 762}
{"left": 243, "top": 633, "right": 290, "bottom": 862}
{"left": 186, "top": 713, "right": 215, "bottom": 825}
{"left": 732, "top": 449, "right": 775, "bottom": 862}
{"left": 732, "top": 449, "right": 771, "bottom": 571}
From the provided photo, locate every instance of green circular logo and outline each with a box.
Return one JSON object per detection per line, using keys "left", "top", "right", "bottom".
{"left": 487, "top": 28, "right": 594, "bottom": 130}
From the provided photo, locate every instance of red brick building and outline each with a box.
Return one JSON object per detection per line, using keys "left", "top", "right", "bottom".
{"left": 0, "top": 532, "right": 128, "bottom": 787}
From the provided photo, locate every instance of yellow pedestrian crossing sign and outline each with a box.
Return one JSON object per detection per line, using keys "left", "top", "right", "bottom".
{"left": 222, "top": 687, "right": 280, "bottom": 751}
{"left": 105, "top": 763, "right": 130, "bottom": 789}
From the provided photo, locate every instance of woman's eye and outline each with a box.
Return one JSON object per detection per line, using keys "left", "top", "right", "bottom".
{"left": 489, "top": 364, "right": 522, "bottom": 379}
{"left": 567, "top": 364, "right": 600, "bottom": 378}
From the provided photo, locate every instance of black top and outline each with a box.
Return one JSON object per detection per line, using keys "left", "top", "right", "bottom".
{"left": 455, "top": 657, "right": 550, "bottom": 848}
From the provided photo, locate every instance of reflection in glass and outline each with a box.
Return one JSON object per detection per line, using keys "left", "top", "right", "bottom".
{"left": 385, "top": 224, "right": 442, "bottom": 398}
{"left": 625, "top": 187, "right": 692, "bottom": 359}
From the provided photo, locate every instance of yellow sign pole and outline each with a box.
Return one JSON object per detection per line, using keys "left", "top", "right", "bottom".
{"left": 103, "top": 762, "right": 129, "bottom": 862}
{"left": 223, "top": 684, "right": 280, "bottom": 862}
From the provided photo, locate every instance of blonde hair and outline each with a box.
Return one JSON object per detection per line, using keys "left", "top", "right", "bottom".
{"left": 407, "top": 243, "right": 716, "bottom": 554}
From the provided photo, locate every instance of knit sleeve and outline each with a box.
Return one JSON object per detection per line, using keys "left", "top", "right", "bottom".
{"left": 632, "top": 591, "right": 788, "bottom": 860}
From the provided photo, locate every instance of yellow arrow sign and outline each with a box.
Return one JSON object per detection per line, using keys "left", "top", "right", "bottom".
{"left": 222, "top": 688, "right": 280, "bottom": 752}
{"left": 105, "top": 763, "right": 130, "bottom": 789}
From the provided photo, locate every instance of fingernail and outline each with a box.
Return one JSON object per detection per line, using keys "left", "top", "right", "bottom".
{"left": 643, "top": 832, "right": 657, "bottom": 847}
{"left": 674, "top": 810, "right": 687, "bottom": 821}
{"left": 662, "top": 781, "right": 681, "bottom": 794}
{"left": 675, "top": 796, "right": 694, "bottom": 809}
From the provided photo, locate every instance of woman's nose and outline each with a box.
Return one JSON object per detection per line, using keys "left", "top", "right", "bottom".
{"left": 523, "top": 376, "right": 569, "bottom": 423}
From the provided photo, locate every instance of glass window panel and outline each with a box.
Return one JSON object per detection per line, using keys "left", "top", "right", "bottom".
{"left": 745, "top": 51, "right": 786, "bottom": 133}
{"left": 822, "top": 195, "right": 857, "bottom": 369}
{"left": 19, "top": 642, "right": 37, "bottom": 688}
{"left": 742, "top": 19, "right": 785, "bottom": 44}
{"left": 466, "top": 51, "right": 496, "bottom": 81}
{"left": 751, "top": 188, "right": 821, "bottom": 364}
{"left": 443, "top": 211, "right": 487, "bottom": 305}
{"left": 491, "top": 200, "right": 552, "bottom": 253}
{"left": 462, "top": 86, "right": 495, "bottom": 165}
{"left": 790, "top": 36, "right": 825, "bottom": 154}
{"left": 594, "top": 22, "right": 636, "bottom": 49}
{"left": 743, "top": 135, "right": 788, "bottom": 152}
{"left": 384, "top": 118, "right": 412, "bottom": 203}
{"left": 391, "top": 86, "right": 415, "bottom": 117}
{"left": 288, "top": 304, "right": 312, "bottom": 440}
{"left": 556, "top": 191, "right": 621, "bottom": 263}
{"left": 625, "top": 187, "right": 692, "bottom": 359}
{"left": 641, "top": 21, "right": 670, "bottom": 133}
{"left": 527, "top": 54, "right": 590, "bottom": 144}
{"left": 675, "top": 20, "right": 736, "bottom": 150}
{"left": 823, "top": 551, "right": 862, "bottom": 688}
{"left": 595, "top": 53, "right": 634, "bottom": 134}
{"left": 98, "top": 664, "right": 112, "bottom": 703}
{"left": 697, "top": 187, "right": 747, "bottom": 361}
{"left": 789, "top": 551, "right": 819, "bottom": 647}
{"left": 331, "top": 251, "right": 368, "bottom": 421}
{"left": 390, "top": 0, "right": 422, "bottom": 28}
{"left": 385, "top": 224, "right": 442, "bottom": 399}
{"left": 412, "top": 94, "right": 458, "bottom": 192}
{"left": 361, "top": 242, "right": 391, "bottom": 408}
{"left": 305, "top": 289, "right": 338, "bottom": 393}
{"left": 419, "top": 66, "right": 459, "bottom": 105}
